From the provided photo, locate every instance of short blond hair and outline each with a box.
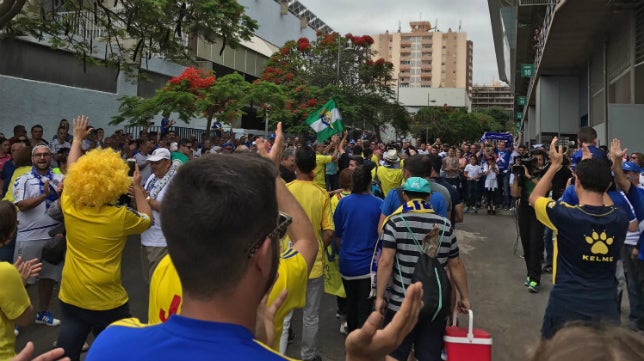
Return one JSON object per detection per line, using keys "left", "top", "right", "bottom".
{"left": 64, "top": 148, "right": 131, "bottom": 208}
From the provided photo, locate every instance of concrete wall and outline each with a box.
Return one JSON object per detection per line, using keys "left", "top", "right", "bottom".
{"left": 607, "top": 104, "right": 644, "bottom": 153}
{"left": 240, "top": 0, "right": 317, "bottom": 46}
{"left": 536, "top": 76, "right": 580, "bottom": 137}
{"left": 398, "top": 87, "right": 471, "bottom": 111}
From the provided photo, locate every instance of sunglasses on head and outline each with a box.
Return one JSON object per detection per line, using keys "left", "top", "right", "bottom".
{"left": 246, "top": 212, "right": 292, "bottom": 258}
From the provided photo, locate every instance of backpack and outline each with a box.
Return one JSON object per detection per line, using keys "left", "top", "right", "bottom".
{"left": 396, "top": 216, "right": 451, "bottom": 322}
{"left": 372, "top": 165, "right": 385, "bottom": 199}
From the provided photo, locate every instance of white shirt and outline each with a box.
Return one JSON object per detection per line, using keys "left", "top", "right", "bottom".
{"left": 13, "top": 170, "right": 63, "bottom": 242}
{"left": 140, "top": 174, "right": 170, "bottom": 247}
{"left": 464, "top": 164, "right": 482, "bottom": 180}
{"left": 483, "top": 163, "right": 498, "bottom": 190}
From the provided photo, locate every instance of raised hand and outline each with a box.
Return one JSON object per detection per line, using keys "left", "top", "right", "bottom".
{"left": 610, "top": 138, "right": 627, "bottom": 162}
{"left": 548, "top": 137, "right": 563, "bottom": 166}
{"left": 72, "top": 115, "right": 90, "bottom": 140}
{"left": 345, "top": 282, "right": 423, "bottom": 361}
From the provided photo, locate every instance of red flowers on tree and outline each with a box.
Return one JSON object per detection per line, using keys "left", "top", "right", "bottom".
{"left": 168, "top": 67, "right": 216, "bottom": 91}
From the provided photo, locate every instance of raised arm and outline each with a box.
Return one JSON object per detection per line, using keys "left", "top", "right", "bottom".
{"left": 529, "top": 137, "right": 563, "bottom": 206}
{"left": 610, "top": 138, "right": 630, "bottom": 193}
{"left": 68, "top": 115, "right": 89, "bottom": 167}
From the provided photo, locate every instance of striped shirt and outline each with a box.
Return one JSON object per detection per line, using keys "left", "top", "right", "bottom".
{"left": 380, "top": 212, "right": 458, "bottom": 312}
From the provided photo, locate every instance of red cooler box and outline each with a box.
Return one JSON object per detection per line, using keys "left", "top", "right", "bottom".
{"left": 443, "top": 310, "right": 492, "bottom": 361}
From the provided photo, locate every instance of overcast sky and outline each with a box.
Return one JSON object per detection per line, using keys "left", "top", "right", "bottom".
{"left": 298, "top": 0, "right": 500, "bottom": 85}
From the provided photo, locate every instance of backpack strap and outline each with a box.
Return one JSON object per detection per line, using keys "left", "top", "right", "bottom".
{"left": 394, "top": 215, "right": 448, "bottom": 321}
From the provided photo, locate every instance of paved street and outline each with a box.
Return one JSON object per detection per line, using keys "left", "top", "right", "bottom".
{"left": 18, "top": 211, "right": 554, "bottom": 360}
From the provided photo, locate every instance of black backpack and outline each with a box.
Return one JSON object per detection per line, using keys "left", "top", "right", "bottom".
{"left": 396, "top": 216, "right": 451, "bottom": 322}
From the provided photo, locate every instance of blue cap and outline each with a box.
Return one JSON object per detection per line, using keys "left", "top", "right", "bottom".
{"left": 222, "top": 142, "right": 235, "bottom": 149}
{"left": 269, "top": 133, "right": 275, "bottom": 140}
{"left": 403, "top": 177, "right": 431, "bottom": 194}
{"left": 622, "top": 161, "right": 641, "bottom": 173}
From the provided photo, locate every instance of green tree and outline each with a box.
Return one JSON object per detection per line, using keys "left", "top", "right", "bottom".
{"left": 111, "top": 67, "right": 250, "bottom": 137}
{"left": 2, "top": 0, "right": 257, "bottom": 74}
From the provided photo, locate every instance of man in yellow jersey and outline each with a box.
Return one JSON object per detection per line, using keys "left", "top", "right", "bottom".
{"left": 372, "top": 149, "right": 404, "bottom": 196}
{"left": 286, "top": 146, "right": 335, "bottom": 361}
{"left": 313, "top": 134, "right": 341, "bottom": 189}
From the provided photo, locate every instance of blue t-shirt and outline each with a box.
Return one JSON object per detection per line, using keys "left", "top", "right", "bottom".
{"left": 86, "top": 315, "right": 293, "bottom": 361}
{"left": 380, "top": 187, "right": 447, "bottom": 218}
{"left": 535, "top": 198, "right": 627, "bottom": 306}
{"left": 333, "top": 194, "right": 383, "bottom": 278}
{"left": 495, "top": 149, "right": 511, "bottom": 171}
{"left": 571, "top": 145, "right": 608, "bottom": 170}
{"left": 560, "top": 185, "right": 634, "bottom": 220}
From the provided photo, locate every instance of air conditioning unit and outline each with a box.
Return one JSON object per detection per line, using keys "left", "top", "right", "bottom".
{"left": 280, "top": 1, "right": 288, "bottom": 15}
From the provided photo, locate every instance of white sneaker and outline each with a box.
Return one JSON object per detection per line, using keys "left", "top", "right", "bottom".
{"left": 339, "top": 321, "right": 348, "bottom": 335}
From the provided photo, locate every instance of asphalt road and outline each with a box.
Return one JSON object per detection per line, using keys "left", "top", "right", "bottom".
{"left": 14, "top": 210, "right": 594, "bottom": 360}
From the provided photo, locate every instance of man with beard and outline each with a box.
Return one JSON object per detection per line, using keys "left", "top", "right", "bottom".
{"left": 13, "top": 145, "right": 64, "bottom": 326}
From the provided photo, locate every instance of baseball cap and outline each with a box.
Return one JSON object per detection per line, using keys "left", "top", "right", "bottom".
{"left": 147, "top": 148, "right": 171, "bottom": 162}
{"left": 622, "top": 161, "right": 641, "bottom": 173}
{"left": 403, "top": 177, "right": 431, "bottom": 194}
{"left": 383, "top": 149, "right": 400, "bottom": 162}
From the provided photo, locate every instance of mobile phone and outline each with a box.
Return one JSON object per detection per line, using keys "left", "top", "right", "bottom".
{"left": 127, "top": 158, "right": 136, "bottom": 177}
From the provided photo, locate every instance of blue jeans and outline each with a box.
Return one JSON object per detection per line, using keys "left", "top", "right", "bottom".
{"left": 497, "top": 171, "right": 511, "bottom": 208}
{"left": 57, "top": 301, "right": 131, "bottom": 361}
{"left": 623, "top": 245, "right": 642, "bottom": 328}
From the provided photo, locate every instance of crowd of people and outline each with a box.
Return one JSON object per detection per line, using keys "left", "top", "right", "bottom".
{"left": 0, "top": 117, "right": 643, "bottom": 361}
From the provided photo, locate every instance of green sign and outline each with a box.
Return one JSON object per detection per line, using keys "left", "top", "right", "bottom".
{"left": 517, "top": 96, "right": 527, "bottom": 106}
{"left": 521, "top": 64, "right": 535, "bottom": 78}
{"left": 516, "top": 111, "right": 523, "bottom": 120}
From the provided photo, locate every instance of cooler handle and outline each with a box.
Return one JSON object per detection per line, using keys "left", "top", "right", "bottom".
{"left": 451, "top": 309, "right": 475, "bottom": 341}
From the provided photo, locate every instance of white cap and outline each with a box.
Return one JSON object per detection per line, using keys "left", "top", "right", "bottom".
{"left": 147, "top": 148, "right": 171, "bottom": 162}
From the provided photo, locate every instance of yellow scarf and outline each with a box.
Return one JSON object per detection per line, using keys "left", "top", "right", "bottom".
{"left": 380, "top": 199, "right": 434, "bottom": 231}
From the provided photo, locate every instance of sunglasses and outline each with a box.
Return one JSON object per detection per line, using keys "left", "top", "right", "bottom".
{"left": 246, "top": 212, "right": 292, "bottom": 258}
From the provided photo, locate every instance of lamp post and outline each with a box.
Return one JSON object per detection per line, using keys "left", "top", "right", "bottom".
{"left": 426, "top": 94, "right": 437, "bottom": 142}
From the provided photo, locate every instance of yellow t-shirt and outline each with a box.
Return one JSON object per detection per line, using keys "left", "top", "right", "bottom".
{"left": 0, "top": 262, "right": 30, "bottom": 360}
{"left": 330, "top": 191, "right": 351, "bottom": 214}
{"left": 285, "top": 180, "right": 334, "bottom": 279}
{"left": 148, "top": 250, "right": 308, "bottom": 351}
{"left": 313, "top": 154, "right": 332, "bottom": 189}
{"left": 1, "top": 166, "right": 30, "bottom": 203}
{"left": 371, "top": 166, "right": 404, "bottom": 196}
{"left": 59, "top": 194, "right": 151, "bottom": 310}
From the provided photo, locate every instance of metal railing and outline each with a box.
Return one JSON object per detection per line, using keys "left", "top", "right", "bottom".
{"left": 54, "top": 11, "right": 108, "bottom": 39}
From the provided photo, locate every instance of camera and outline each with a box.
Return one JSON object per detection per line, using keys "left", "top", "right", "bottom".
{"left": 512, "top": 157, "right": 533, "bottom": 175}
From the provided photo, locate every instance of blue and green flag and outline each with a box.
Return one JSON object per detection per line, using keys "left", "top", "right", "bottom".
{"left": 306, "top": 99, "right": 345, "bottom": 142}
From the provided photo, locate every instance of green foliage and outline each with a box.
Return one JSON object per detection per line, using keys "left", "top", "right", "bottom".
{"left": 111, "top": 67, "right": 290, "bottom": 136}
{"left": 3, "top": 0, "right": 258, "bottom": 74}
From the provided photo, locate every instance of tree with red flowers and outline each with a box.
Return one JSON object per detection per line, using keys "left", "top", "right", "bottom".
{"left": 111, "top": 67, "right": 249, "bottom": 137}
{"left": 260, "top": 31, "right": 404, "bottom": 141}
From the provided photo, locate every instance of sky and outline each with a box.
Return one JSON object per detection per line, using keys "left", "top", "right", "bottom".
{"left": 298, "top": 0, "right": 500, "bottom": 85}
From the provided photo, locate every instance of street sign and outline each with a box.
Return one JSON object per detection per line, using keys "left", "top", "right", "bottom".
{"left": 517, "top": 96, "right": 527, "bottom": 106}
{"left": 516, "top": 111, "right": 523, "bottom": 120}
{"left": 520, "top": 64, "right": 535, "bottom": 78}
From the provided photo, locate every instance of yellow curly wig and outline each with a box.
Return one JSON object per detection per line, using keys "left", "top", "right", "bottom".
{"left": 65, "top": 148, "right": 131, "bottom": 208}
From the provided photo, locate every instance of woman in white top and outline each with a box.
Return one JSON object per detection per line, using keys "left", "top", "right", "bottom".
{"left": 483, "top": 157, "right": 500, "bottom": 215}
{"left": 463, "top": 155, "right": 483, "bottom": 213}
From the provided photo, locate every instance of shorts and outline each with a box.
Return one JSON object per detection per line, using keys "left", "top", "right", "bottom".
{"left": 14, "top": 239, "right": 63, "bottom": 284}
{"left": 383, "top": 307, "right": 447, "bottom": 361}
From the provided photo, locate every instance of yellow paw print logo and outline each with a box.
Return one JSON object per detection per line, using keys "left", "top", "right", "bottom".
{"left": 585, "top": 231, "right": 613, "bottom": 255}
